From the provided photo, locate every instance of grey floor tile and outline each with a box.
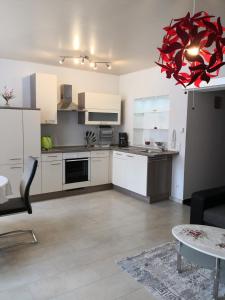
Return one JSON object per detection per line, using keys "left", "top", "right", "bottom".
{"left": 0, "top": 190, "right": 189, "bottom": 300}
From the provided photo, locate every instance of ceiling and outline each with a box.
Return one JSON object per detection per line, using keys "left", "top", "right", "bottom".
{"left": 0, "top": 0, "right": 225, "bottom": 75}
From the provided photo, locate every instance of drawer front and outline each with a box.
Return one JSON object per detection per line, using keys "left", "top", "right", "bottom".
{"left": 91, "top": 151, "right": 110, "bottom": 158}
{"left": 113, "top": 151, "right": 126, "bottom": 158}
{"left": 42, "top": 153, "right": 62, "bottom": 162}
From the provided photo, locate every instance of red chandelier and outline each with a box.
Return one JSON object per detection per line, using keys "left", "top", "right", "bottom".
{"left": 156, "top": 11, "right": 225, "bottom": 88}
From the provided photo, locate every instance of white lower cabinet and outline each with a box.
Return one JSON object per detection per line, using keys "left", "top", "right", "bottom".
{"left": 0, "top": 164, "right": 23, "bottom": 198}
{"left": 126, "top": 154, "right": 148, "bottom": 196}
{"left": 112, "top": 151, "right": 148, "bottom": 196}
{"left": 91, "top": 151, "right": 110, "bottom": 186}
{"left": 42, "top": 161, "right": 62, "bottom": 193}
{"left": 112, "top": 152, "right": 127, "bottom": 188}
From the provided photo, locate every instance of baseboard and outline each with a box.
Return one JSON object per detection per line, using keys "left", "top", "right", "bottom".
{"left": 30, "top": 184, "right": 113, "bottom": 202}
{"left": 113, "top": 185, "right": 150, "bottom": 203}
{"left": 169, "top": 196, "right": 184, "bottom": 204}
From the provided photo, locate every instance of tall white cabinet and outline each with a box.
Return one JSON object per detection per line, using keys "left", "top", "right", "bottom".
{"left": 23, "top": 110, "right": 41, "bottom": 195}
{"left": 0, "top": 108, "right": 41, "bottom": 197}
{"left": 31, "top": 73, "right": 58, "bottom": 124}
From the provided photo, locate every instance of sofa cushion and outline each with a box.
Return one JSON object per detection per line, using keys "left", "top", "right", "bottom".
{"left": 204, "top": 204, "right": 225, "bottom": 228}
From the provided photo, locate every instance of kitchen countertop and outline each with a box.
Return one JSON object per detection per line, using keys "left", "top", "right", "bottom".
{"left": 41, "top": 145, "right": 178, "bottom": 158}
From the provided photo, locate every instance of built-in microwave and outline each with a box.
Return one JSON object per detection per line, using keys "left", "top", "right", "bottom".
{"left": 63, "top": 152, "right": 91, "bottom": 190}
{"left": 78, "top": 109, "right": 121, "bottom": 125}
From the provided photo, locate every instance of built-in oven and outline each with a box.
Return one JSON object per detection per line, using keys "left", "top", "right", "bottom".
{"left": 63, "top": 152, "right": 91, "bottom": 190}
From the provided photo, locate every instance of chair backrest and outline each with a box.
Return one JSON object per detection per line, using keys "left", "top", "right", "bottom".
{"left": 20, "top": 157, "right": 38, "bottom": 214}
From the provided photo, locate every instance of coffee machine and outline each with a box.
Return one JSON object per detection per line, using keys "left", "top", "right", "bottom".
{"left": 119, "top": 132, "right": 128, "bottom": 147}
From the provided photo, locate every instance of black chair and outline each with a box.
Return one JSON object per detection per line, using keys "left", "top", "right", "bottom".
{"left": 0, "top": 156, "right": 38, "bottom": 248}
{"left": 190, "top": 186, "right": 225, "bottom": 229}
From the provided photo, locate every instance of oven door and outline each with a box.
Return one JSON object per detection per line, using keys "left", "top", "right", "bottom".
{"left": 63, "top": 158, "right": 91, "bottom": 190}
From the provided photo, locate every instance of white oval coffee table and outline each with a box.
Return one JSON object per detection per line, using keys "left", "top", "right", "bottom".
{"left": 172, "top": 224, "right": 225, "bottom": 300}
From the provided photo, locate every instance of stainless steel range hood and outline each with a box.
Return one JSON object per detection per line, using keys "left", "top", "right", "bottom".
{"left": 57, "top": 84, "right": 78, "bottom": 111}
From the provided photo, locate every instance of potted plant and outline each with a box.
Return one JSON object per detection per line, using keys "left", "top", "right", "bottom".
{"left": 1, "top": 86, "right": 15, "bottom": 105}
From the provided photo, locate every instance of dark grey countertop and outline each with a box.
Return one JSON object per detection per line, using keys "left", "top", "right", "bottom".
{"left": 0, "top": 106, "right": 40, "bottom": 110}
{"left": 41, "top": 145, "right": 179, "bottom": 158}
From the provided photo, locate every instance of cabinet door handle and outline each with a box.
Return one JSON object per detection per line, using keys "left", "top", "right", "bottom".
{"left": 10, "top": 158, "right": 22, "bottom": 161}
{"left": 127, "top": 155, "right": 134, "bottom": 158}
{"left": 47, "top": 155, "right": 58, "bottom": 158}
{"left": 115, "top": 153, "right": 122, "bottom": 156}
{"left": 51, "top": 163, "right": 61, "bottom": 166}
{"left": 10, "top": 167, "right": 23, "bottom": 169}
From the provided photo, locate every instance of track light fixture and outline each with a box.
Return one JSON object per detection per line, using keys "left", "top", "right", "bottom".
{"left": 58, "top": 55, "right": 112, "bottom": 71}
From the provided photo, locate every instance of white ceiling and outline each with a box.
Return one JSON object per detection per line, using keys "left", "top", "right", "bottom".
{"left": 0, "top": 0, "right": 225, "bottom": 75}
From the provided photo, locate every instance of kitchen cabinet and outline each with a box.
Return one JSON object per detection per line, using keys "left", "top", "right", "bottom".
{"left": 0, "top": 108, "right": 41, "bottom": 197}
{"left": 126, "top": 153, "right": 148, "bottom": 196}
{"left": 112, "top": 151, "right": 148, "bottom": 196}
{"left": 0, "top": 164, "right": 23, "bottom": 198}
{"left": 30, "top": 159, "right": 42, "bottom": 195}
{"left": 0, "top": 109, "right": 23, "bottom": 165}
{"left": 31, "top": 73, "right": 57, "bottom": 124}
{"left": 91, "top": 151, "right": 110, "bottom": 186}
{"left": 112, "top": 151, "right": 127, "bottom": 188}
{"left": 23, "top": 110, "right": 41, "bottom": 158}
{"left": 78, "top": 92, "right": 121, "bottom": 125}
{"left": 42, "top": 161, "right": 62, "bottom": 193}
{"left": 23, "top": 110, "right": 41, "bottom": 195}
{"left": 78, "top": 92, "right": 121, "bottom": 111}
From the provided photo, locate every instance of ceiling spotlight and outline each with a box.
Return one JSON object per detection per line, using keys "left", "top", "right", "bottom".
{"left": 89, "top": 62, "right": 95, "bottom": 68}
{"left": 59, "top": 57, "right": 65, "bottom": 65}
{"left": 106, "top": 63, "right": 112, "bottom": 70}
{"left": 81, "top": 57, "right": 85, "bottom": 65}
{"left": 73, "top": 58, "right": 80, "bottom": 64}
{"left": 93, "top": 63, "right": 98, "bottom": 70}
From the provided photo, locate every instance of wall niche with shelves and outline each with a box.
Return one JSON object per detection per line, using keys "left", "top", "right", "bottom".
{"left": 133, "top": 95, "right": 170, "bottom": 146}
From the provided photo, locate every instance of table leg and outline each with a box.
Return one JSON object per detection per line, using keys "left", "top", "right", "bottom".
{"left": 213, "top": 258, "right": 220, "bottom": 300}
{"left": 177, "top": 241, "right": 182, "bottom": 273}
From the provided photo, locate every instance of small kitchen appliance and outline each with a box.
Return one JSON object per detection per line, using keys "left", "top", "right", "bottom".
{"left": 41, "top": 136, "right": 53, "bottom": 150}
{"left": 99, "top": 126, "right": 113, "bottom": 146}
{"left": 118, "top": 132, "right": 128, "bottom": 147}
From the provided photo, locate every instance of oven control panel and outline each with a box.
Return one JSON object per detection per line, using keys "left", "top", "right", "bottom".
{"left": 63, "top": 152, "right": 91, "bottom": 159}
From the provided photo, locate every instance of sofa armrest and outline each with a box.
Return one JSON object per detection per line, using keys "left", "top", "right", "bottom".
{"left": 190, "top": 186, "right": 225, "bottom": 225}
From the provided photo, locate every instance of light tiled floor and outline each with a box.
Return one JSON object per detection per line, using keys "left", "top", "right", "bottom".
{"left": 0, "top": 190, "right": 189, "bottom": 300}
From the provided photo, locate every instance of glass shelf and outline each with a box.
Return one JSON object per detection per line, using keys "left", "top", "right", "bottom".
{"left": 133, "top": 95, "right": 170, "bottom": 146}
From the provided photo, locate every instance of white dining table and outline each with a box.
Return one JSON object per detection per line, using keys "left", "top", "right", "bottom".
{"left": 0, "top": 176, "right": 12, "bottom": 204}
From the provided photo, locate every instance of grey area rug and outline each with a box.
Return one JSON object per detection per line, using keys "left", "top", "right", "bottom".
{"left": 117, "top": 242, "right": 225, "bottom": 300}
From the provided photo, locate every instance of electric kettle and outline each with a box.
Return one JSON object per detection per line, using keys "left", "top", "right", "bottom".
{"left": 41, "top": 136, "right": 53, "bottom": 150}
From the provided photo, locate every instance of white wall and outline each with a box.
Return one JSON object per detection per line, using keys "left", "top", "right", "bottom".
{"left": 0, "top": 59, "right": 119, "bottom": 107}
{"left": 119, "top": 66, "right": 188, "bottom": 202}
{"left": 184, "top": 90, "right": 225, "bottom": 198}
{"left": 0, "top": 59, "right": 119, "bottom": 145}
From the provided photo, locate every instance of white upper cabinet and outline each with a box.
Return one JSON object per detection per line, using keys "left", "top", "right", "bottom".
{"left": 78, "top": 92, "right": 121, "bottom": 110}
{"left": 0, "top": 109, "right": 23, "bottom": 165}
{"left": 31, "top": 73, "right": 57, "bottom": 124}
{"left": 78, "top": 92, "right": 121, "bottom": 125}
{"left": 23, "top": 110, "right": 41, "bottom": 158}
